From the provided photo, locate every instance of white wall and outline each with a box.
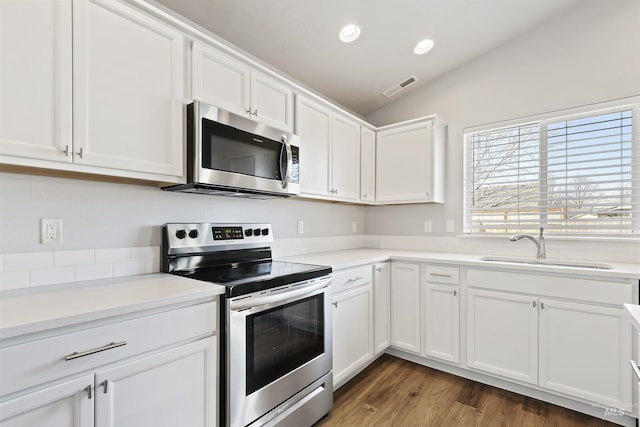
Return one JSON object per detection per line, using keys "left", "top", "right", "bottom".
{"left": 365, "top": 0, "right": 640, "bottom": 237}
{"left": 0, "top": 171, "right": 364, "bottom": 254}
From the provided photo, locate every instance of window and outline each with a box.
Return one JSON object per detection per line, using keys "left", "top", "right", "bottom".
{"left": 464, "top": 103, "right": 639, "bottom": 237}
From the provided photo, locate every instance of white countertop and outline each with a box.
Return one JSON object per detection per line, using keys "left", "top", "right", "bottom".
{"left": 0, "top": 273, "right": 225, "bottom": 340}
{"left": 2, "top": 249, "right": 638, "bottom": 341}
{"left": 281, "top": 248, "right": 640, "bottom": 280}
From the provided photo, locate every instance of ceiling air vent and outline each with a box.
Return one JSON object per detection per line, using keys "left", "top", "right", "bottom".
{"left": 382, "top": 75, "right": 418, "bottom": 98}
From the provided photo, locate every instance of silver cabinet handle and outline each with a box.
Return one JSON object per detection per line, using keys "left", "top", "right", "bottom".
{"left": 100, "top": 380, "right": 109, "bottom": 394}
{"left": 332, "top": 301, "right": 338, "bottom": 308}
{"left": 630, "top": 360, "right": 640, "bottom": 381}
{"left": 429, "top": 273, "right": 452, "bottom": 278}
{"left": 533, "top": 301, "right": 537, "bottom": 308}
{"left": 63, "top": 145, "right": 71, "bottom": 157}
{"left": 375, "top": 267, "right": 382, "bottom": 272}
{"left": 453, "top": 290, "right": 457, "bottom": 296}
{"left": 84, "top": 385, "right": 93, "bottom": 399}
{"left": 64, "top": 341, "right": 127, "bottom": 361}
{"left": 540, "top": 302, "right": 545, "bottom": 310}
{"left": 347, "top": 276, "right": 364, "bottom": 282}
{"left": 76, "top": 147, "right": 86, "bottom": 159}
{"left": 362, "top": 193, "right": 368, "bottom": 198}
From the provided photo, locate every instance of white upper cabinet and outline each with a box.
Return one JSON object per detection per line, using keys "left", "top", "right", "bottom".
{"left": 295, "top": 95, "right": 361, "bottom": 202}
{"left": 73, "top": 0, "right": 184, "bottom": 177}
{"left": 360, "top": 127, "right": 376, "bottom": 203}
{"left": 192, "top": 42, "right": 293, "bottom": 132}
{"left": 330, "top": 114, "right": 360, "bottom": 201}
{"left": 376, "top": 116, "right": 446, "bottom": 204}
{"left": 0, "top": 0, "right": 72, "bottom": 163}
{"left": 250, "top": 70, "right": 294, "bottom": 131}
{"left": 192, "top": 42, "right": 251, "bottom": 116}
{"left": 0, "top": 0, "right": 185, "bottom": 182}
{"left": 296, "top": 95, "right": 331, "bottom": 196}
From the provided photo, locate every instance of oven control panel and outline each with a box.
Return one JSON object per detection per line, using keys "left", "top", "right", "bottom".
{"left": 164, "top": 223, "right": 273, "bottom": 250}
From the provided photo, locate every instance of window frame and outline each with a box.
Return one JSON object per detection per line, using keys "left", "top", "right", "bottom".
{"left": 463, "top": 99, "right": 640, "bottom": 238}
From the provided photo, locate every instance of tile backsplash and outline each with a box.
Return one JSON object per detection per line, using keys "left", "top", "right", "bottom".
{"left": 1, "top": 234, "right": 636, "bottom": 291}
{"left": 0, "top": 247, "right": 160, "bottom": 291}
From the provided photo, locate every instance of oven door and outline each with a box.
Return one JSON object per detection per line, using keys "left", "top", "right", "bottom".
{"left": 227, "top": 278, "right": 332, "bottom": 427}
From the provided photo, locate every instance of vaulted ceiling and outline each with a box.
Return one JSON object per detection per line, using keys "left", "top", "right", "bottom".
{"left": 155, "top": 0, "right": 584, "bottom": 117}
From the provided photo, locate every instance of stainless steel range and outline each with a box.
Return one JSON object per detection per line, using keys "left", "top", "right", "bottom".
{"left": 162, "top": 223, "right": 333, "bottom": 427}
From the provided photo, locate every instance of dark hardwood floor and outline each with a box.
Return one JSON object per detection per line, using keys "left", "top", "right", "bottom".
{"left": 316, "top": 354, "right": 619, "bottom": 426}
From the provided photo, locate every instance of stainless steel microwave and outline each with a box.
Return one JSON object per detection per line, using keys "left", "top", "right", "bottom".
{"left": 163, "top": 101, "right": 300, "bottom": 198}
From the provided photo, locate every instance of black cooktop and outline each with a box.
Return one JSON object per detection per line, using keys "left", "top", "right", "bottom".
{"left": 178, "top": 260, "right": 332, "bottom": 297}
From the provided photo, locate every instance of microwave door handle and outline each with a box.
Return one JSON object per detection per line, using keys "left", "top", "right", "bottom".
{"left": 281, "top": 136, "right": 292, "bottom": 189}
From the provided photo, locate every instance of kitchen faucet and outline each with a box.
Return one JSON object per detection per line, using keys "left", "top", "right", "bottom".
{"left": 509, "top": 227, "right": 546, "bottom": 259}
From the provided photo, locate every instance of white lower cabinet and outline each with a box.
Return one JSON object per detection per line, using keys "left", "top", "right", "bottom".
{"left": 466, "top": 268, "right": 632, "bottom": 412}
{"left": 94, "top": 337, "right": 215, "bottom": 427}
{"left": 0, "top": 301, "right": 217, "bottom": 427}
{"left": 373, "top": 262, "right": 390, "bottom": 354}
{"left": 390, "top": 262, "right": 421, "bottom": 354}
{"left": 538, "top": 298, "right": 625, "bottom": 408}
{"left": 0, "top": 375, "right": 94, "bottom": 427}
{"left": 331, "top": 265, "right": 374, "bottom": 389}
{"left": 466, "top": 288, "right": 538, "bottom": 384}
{"left": 423, "top": 265, "right": 460, "bottom": 364}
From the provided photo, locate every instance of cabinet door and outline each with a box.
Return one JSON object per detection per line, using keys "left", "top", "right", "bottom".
{"left": 390, "top": 263, "right": 421, "bottom": 354}
{"left": 250, "top": 71, "right": 293, "bottom": 132}
{"left": 295, "top": 96, "right": 331, "bottom": 197}
{"left": 0, "top": 375, "right": 94, "bottom": 427}
{"left": 376, "top": 121, "right": 433, "bottom": 203}
{"left": 95, "top": 337, "right": 216, "bottom": 427}
{"left": 330, "top": 114, "right": 360, "bottom": 201}
{"left": 466, "top": 289, "right": 538, "bottom": 384}
{"left": 424, "top": 283, "right": 459, "bottom": 364}
{"left": 73, "top": 0, "right": 184, "bottom": 177}
{"left": 360, "top": 127, "right": 376, "bottom": 203}
{"left": 332, "top": 285, "right": 374, "bottom": 388}
{"left": 539, "top": 298, "right": 630, "bottom": 410}
{"left": 0, "top": 0, "right": 72, "bottom": 163}
{"left": 373, "top": 263, "right": 391, "bottom": 354}
{"left": 192, "top": 41, "right": 250, "bottom": 116}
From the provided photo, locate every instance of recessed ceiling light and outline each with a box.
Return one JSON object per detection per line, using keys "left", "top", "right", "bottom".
{"left": 414, "top": 39, "right": 435, "bottom": 55}
{"left": 339, "top": 24, "right": 361, "bottom": 43}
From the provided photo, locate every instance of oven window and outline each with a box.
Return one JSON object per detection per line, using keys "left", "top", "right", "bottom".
{"left": 202, "top": 118, "right": 284, "bottom": 180}
{"left": 246, "top": 294, "right": 324, "bottom": 395}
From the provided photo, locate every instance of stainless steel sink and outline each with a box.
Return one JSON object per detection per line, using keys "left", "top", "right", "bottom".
{"left": 479, "top": 256, "right": 612, "bottom": 270}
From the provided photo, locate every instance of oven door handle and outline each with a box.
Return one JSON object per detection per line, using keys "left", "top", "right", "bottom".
{"left": 230, "top": 278, "right": 331, "bottom": 311}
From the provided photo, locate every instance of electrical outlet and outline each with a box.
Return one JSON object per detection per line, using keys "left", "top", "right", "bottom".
{"left": 297, "top": 220, "right": 304, "bottom": 234}
{"left": 446, "top": 220, "right": 455, "bottom": 233}
{"left": 352, "top": 221, "right": 357, "bottom": 233}
{"left": 41, "top": 218, "right": 62, "bottom": 244}
{"left": 424, "top": 221, "right": 432, "bottom": 233}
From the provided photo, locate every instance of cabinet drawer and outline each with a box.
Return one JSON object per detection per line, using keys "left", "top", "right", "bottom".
{"left": 0, "top": 301, "right": 216, "bottom": 398}
{"left": 331, "top": 265, "right": 373, "bottom": 294}
{"left": 423, "top": 265, "right": 459, "bottom": 285}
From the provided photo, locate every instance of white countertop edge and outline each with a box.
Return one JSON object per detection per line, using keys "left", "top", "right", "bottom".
{"left": 280, "top": 249, "right": 640, "bottom": 280}
{"left": 0, "top": 273, "right": 225, "bottom": 340}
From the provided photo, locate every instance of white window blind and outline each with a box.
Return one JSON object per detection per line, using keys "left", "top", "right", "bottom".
{"left": 464, "top": 105, "right": 639, "bottom": 236}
